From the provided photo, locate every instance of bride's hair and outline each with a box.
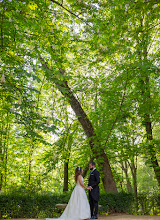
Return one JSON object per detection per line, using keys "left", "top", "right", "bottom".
{"left": 75, "top": 166, "right": 82, "bottom": 182}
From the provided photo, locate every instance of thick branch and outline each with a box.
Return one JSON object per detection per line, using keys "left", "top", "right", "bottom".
{"left": 39, "top": 55, "right": 96, "bottom": 145}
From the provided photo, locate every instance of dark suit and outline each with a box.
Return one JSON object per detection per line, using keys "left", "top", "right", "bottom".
{"left": 88, "top": 169, "right": 100, "bottom": 217}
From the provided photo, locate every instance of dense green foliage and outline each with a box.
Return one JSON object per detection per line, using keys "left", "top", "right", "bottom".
{"left": 1, "top": 192, "right": 160, "bottom": 219}
{"left": 0, "top": 0, "right": 160, "bottom": 216}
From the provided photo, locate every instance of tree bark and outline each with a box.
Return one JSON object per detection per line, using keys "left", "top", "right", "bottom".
{"left": 39, "top": 57, "right": 117, "bottom": 192}
{"left": 135, "top": 23, "right": 160, "bottom": 187}
{"left": 63, "top": 160, "right": 69, "bottom": 192}
{"left": 0, "top": 112, "right": 4, "bottom": 190}
{"left": 121, "top": 161, "right": 132, "bottom": 193}
{"left": 141, "top": 48, "right": 160, "bottom": 187}
{"left": 128, "top": 159, "right": 138, "bottom": 211}
{"left": 145, "top": 113, "right": 160, "bottom": 187}
{"left": 28, "top": 159, "right": 31, "bottom": 181}
{"left": 140, "top": 74, "right": 160, "bottom": 187}
{"left": 0, "top": 173, "right": 2, "bottom": 191}
{"left": 63, "top": 123, "right": 76, "bottom": 192}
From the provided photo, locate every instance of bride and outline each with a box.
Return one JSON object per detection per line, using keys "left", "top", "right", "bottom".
{"left": 46, "top": 166, "right": 91, "bottom": 220}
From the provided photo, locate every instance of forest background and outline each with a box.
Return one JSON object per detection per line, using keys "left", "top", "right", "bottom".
{"left": 0, "top": 0, "right": 160, "bottom": 218}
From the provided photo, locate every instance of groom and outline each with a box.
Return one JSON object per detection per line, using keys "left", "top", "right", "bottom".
{"left": 88, "top": 162, "right": 100, "bottom": 219}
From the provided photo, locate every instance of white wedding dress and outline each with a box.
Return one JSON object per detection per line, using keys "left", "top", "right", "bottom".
{"left": 46, "top": 176, "right": 91, "bottom": 220}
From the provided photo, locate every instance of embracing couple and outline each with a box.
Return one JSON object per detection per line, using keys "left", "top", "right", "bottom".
{"left": 47, "top": 162, "right": 100, "bottom": 220}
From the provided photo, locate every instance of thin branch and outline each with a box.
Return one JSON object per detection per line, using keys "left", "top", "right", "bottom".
{"left": 1, "top": 9, "right": 5, "bottom": 52}
{"left": 127, "top": 160, "right": 132, "bottom": 171}
{"left": 148, "top": 22, "right": 160, "bottom": 31}
{"left": 50, "top": 0, "right": 85, "bottom": 23}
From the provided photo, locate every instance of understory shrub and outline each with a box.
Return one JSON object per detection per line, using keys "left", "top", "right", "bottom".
{"left": 99, "top": 192, "right": 134, "bottom": 214}
{"left": 137, "top": 193, "right": 160, "bottom": 215}
{"left": 0, "top": 192, "right": 71, "bottom": 219}
{"left": 0, "top": 191, "right": 159, "bottom": 219}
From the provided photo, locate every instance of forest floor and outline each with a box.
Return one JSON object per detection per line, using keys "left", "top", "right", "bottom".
{"left": 6, "top": 215, "right": 160, "bottom": 220}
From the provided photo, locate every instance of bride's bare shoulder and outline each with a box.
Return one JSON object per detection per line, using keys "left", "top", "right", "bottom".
{"left": 78, "top": 175, "right": 82, "bottom": 180}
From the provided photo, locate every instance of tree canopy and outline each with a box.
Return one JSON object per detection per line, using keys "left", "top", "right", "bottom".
{"left": 0, "top": 0, "right": 160, "bottom": 195}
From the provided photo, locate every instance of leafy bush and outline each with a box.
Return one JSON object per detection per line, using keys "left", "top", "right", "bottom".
{"left": 0, "top": 192, "right": 71, "bottom": 219}
{"left": 0, "top": 191, "right": 159, "bottom": 219}
{"left": 137, "top": 193, "right": 160, "bottom": 215}
{"left": 99, "top": 192, "right": 134, "bottom": 214}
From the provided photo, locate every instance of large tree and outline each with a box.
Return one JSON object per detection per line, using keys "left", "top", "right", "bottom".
{"left": 1, "top": 0, "right": 160, "bottom": 192}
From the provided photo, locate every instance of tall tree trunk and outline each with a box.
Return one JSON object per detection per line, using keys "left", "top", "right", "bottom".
{"left": 128, "top": 159, "right": 138, "bottom": 211}
{"left": 121, "top": 161, "right": 132, "bottom": 193}
{"left": 4, "top": 147, "right": 7, "bottom": 188}
{"left": 0, "top": 121, "right": 3, "bottom": 190}
{"left": 40, "top": 58, "right": 117, "bottom": 192}
{"left": 28, "top": 159, "right": 31, "bottom": 181}
{"left": 140, "top": 64, "right": 160, "bottom": 186}
{"left": 63, "top": 160, "right": 69, "bottom": 192}
{"left": 0, "top": 173, "right": 2, "bottom": 191}
{"left": 144, "top": 113, "right": 160, "bottom": 187}
{"left": 60, "top": 80, "right": 117, "bottom": 192}
{"left": 4, "top": 115, "right": 9, "bottom": 189}
{"left": 143, "top": 49, "right": 160, "bottom": 186}
{"left": 136, "top": 24, "right": 160, "bottom": 187}
{"left": 0, "top": 151, "right": 2, "bottom": 191}
{"left": 63, "top": 122, "right": 76, "bottom": 192}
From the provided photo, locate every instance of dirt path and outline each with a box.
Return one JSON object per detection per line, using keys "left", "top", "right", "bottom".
{"left": 99, "top": 214, "right": 160, "bottom": 220}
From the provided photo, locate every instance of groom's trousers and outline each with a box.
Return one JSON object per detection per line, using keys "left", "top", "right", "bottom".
{"left": 89, "top": 194, "right": 98, "bottom": 217}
